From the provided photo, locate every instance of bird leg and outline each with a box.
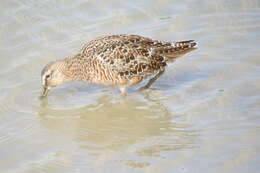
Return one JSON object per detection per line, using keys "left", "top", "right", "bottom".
{"left": 139, "top": 69, "right": 165, "bottom": 91}
{"left": 119, "top": 86, "right": 127, "bottom": 96}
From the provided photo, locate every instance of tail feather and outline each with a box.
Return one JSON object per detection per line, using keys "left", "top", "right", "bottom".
{"left": 152, "top": 40, "right": 197, "bottom": 62}
{"left": 176, "top": 40, "right": 197, "bottom": 47}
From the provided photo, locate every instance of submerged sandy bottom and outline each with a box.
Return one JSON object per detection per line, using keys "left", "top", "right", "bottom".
{"left": 0, "top": 0, "right": 259, "bottom": 172}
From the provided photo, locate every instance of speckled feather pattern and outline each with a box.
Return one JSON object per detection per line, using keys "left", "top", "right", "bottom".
{"left": 62, "top": 34, "right": 196, "bottom": 87}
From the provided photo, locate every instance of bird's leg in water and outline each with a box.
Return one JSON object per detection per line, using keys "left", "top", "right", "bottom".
{"left": 119, "top": 86, "right": 127, "bottom": 96}
{"left": 139, "top": 69, "right": 165, "bottom": 90}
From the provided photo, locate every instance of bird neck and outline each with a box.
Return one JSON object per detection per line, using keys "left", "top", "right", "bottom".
{"left": 63, "top": 55, "right": 92, "bottom": 82}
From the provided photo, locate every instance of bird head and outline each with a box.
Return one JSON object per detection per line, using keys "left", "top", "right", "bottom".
{"left": 40, "top": 61, "right": 68, "bottom": 98}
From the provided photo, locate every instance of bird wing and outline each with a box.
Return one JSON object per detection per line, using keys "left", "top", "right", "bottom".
{"left": 80, "top": 34, "right": 167, "bottom": 79}
{"left": 80, "top": 34, "right": 196, "bottom": 79}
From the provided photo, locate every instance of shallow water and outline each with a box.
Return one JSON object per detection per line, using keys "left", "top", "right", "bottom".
{"left": 0, "top": 0, "right": 260, "bottom": 172}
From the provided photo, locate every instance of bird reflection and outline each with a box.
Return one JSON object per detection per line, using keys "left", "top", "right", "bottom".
{"left": 38, "top": 91, "right": 198, "bottom": 167}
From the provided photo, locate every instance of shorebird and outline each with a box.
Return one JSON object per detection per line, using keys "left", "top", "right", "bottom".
{"left": 40, "top": 34, "right": 197, "bottom": 97}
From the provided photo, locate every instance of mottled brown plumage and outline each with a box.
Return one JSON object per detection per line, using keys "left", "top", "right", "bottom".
{"left": 40, "top": 34, "right": 197, "bottom": 97}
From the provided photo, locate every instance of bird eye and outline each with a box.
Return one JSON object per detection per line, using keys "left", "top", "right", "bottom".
{"left": 46, "top": 74, "right": 51, "bottom": 79}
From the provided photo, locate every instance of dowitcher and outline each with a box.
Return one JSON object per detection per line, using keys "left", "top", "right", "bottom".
{"left": 40, "top": 34, "right": 197, "bottom": 97}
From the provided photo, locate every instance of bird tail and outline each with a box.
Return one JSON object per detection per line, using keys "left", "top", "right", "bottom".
{"left": 154, "top": 40, "right": 197, "bottom": 62}
{"left": 167, "top": 40, "right": 197, "bottom": 61}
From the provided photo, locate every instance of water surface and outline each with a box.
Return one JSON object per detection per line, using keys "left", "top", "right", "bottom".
{"left": 0, "top": 0, "right": 260, "bottom": 172}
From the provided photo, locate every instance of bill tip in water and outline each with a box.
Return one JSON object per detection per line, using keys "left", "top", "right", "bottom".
{"left": 39, "top": 95, "right": 46, "bottom": 100}
{"left": 39, "top": 87, "right": 49, "bottom": 99}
